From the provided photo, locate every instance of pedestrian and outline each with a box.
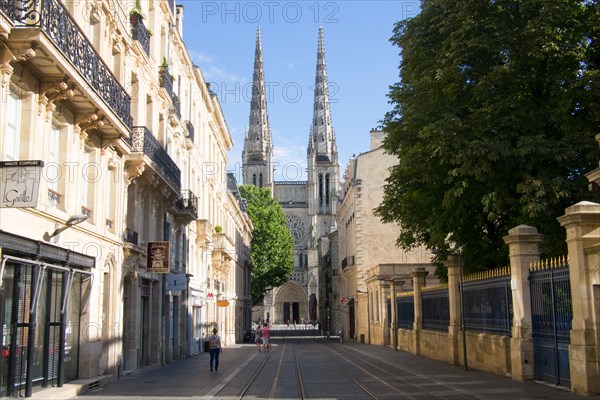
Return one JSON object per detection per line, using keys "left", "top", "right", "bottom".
{"left": 255, "top": 324, "right": 262, "bottom": 352}
{"left": 337, "top": 324, "right": 345, "bottom": 344}
{"left": 261, "top": 322, "right": 271, "bottom": 353}
{"left": 208, "top": 328, "right": 222, "bottom": 371}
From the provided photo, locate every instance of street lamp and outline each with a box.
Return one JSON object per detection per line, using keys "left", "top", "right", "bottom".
{"left": 43, "top": 214, "right": 88, "bottom": 242}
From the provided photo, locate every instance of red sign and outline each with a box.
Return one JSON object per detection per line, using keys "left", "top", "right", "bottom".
{"left": 340, "top": 297, "right": 347, "bottom": 304}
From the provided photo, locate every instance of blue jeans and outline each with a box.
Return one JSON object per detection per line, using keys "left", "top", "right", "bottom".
{"left": 209, "top": 348, "right": 220, "bottom": 370}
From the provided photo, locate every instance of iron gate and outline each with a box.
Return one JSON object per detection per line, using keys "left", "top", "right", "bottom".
{"left": 529, "top": 258, "right": 572, "bottom": 387}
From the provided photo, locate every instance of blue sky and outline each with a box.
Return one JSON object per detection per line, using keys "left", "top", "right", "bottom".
{"left": 180, "top": 1, "right": 420, "bottom": 181}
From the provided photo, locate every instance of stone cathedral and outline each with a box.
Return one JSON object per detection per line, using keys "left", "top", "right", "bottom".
{"left": 242, "top": 27, "right": 339, "bottom": 325}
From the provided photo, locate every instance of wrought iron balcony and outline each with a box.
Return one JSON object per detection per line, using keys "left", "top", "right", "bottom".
{"left": 129, "top": 126, "right": 181, "bottom": 192}
{"left": 124, "top": 228, "right": 139, "bottom": 245}
{"left": 184, "top": 120, "right": 195, "bottom": 142}
{"left": 159, "top": 66, "right": 174, "bottom": 100}
{"left": 172, "top": 94, "right": 181, "bottom": 120}
{"left": 174, "top": 189, "right": 198, "bottom": 223}
{"left": 0, "top": 0, "right": 132, "bottom": 129}
{"left": 130, "top": 13, "right": 150, "bottom": 57}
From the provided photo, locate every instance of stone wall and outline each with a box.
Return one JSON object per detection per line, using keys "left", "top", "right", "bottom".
{"left": 464, "top": 333, "right": 511, "bottom": 376}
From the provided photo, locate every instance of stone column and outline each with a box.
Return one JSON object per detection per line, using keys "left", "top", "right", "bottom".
{"left": 380, "top": 282, "right": 391, "bottom": 346}
{"left": 558, "top": 201, "right": 600, "bottom": 395}
{"left": 503, "top": 225, "right": 543, "bottom": 381}
{"left": 391, "top": 279, "right": 397, "bottom": 350}
{"left": 446, "top": 254, "right": 463, "bottom": 365}
{"left": 412, "top": 267, "right": 428, "bottom": 355}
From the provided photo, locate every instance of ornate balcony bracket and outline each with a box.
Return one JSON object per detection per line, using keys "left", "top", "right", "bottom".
{"left": 125, "top": 159, "right": 145, "bottom": 185}
{"left": 75, "top": 113, "right": 105, "bottom": 145}
{"left": 39, "top": 81, "right": 74, "bottom": 117}
{"left": 1, "top": 46, "right": 36, "bottom": 87}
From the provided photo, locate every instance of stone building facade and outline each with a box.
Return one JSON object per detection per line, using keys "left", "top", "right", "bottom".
{"left": 0, "top": 1, "right": 250, "bottom": 397}
{"left": 336, "top": 130, "right": 435, "bottom": 345}
{"left": 242, "top": 28, "right": 339, "bottom": 327}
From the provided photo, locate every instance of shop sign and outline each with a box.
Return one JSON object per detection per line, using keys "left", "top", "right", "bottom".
{"left": 0, "top": 161, "right": 44, "bottom": 208}
{"left": 147, "top": 241, "right": 170, "bottom": 273}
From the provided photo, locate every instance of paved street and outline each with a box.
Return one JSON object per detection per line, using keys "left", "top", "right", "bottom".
{"left": 31, "top": 339, "right": 600, "bottom": 400}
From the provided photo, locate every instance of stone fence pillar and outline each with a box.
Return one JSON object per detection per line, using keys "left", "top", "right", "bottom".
{"left": 446, "top": 254, "right": 463, "bottom": 365}
{"left": 412, "top": 267, "right": 428, "bottom": 355}
{"left": 558, "top": 201, "right": 600, "bottom": 395}
{"left": 503, "top": 224, "right": 543, "bottom": 381}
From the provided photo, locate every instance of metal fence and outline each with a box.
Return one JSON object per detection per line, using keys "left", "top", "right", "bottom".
{"left": 530, "top": 257, "right": 572, "bottom": 386}
{"left": 462, "top": 267, "right": 513, "bottom": 336}
{"left": 422, "top": 286, "right": 449, "bottom": 332}
{"left": 397, "top": 295, "right": 415, "bottom": 330}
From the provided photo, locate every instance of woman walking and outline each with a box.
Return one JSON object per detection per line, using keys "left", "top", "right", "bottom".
{"left": 208, "top": 328, "right": 222, "bottom": 371}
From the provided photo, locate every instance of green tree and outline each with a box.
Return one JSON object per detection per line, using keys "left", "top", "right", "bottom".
{"left": 376, "top": 0, "right": 600, "bottom": 276}
{"left": 238, "top": 185, "right": 294, "bottom": 306}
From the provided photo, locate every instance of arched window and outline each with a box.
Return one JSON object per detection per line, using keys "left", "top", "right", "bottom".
{"left": 325, "top": 174, "right": 330, "bottom": 206}
{"left": 318, "top": 174, "right": 323, "bottom": 205}
{"left": 253, "top": 174, "right": 257, "bottom": 186}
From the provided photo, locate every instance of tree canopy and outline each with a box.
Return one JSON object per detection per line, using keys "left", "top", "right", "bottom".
{"left": 238, "top": 185, "right": 294, "bottom": 306}
{"left": 376, "top": 0, "right": 600, "bottom": 275}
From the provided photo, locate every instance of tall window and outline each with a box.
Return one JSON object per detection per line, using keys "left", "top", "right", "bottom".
{"left": 5, "top": 89, "right": 21, "bottom": 161}
{"left": 81, "top": 147, "right": 96, "bottom": 221}
{"left": 318, "top": 174, "right": 323, "bottom": 205}
{"left": 252, "top": 174, "right": 256, "bottom": 186}
{"left": 47, "top": 123, "right": 62, "bottom": 207}
{"left": 259, "top": 173, "right": 263, "bottom": 188}
{"left": 105, "top": 166, "right": 116, "bottom": 231}
{"left": 325, "top": 174, "right": 330, "bottom": 206}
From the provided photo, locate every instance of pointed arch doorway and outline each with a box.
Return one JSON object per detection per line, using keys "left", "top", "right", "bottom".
{"left": 274, "top": 282, "right": 307, "bottom": 325}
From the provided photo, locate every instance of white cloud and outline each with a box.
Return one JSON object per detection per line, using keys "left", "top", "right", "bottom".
{"left": 189, "top": 49, "right": 246, "bottom": 83}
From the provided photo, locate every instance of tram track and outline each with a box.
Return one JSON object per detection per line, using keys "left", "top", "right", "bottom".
{"left": 212, "top": 338, "right": 483, "bottom": 400}
{"left": 211, "top": 339, "right": 306, "bottom": 400}
{"left": 317, "top": 340, "right": 485, "bottom": 400}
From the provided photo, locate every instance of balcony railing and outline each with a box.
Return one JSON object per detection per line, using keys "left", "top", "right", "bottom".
{"left": 175, "top": 189, "right": 198, "bottom": 217}
{"left": 172, "top": 94, "right": 181, "bottom": 120}
{"left": 124, "top": 228, "right": 139, "bottom": 245}
{"left": 0, "top": 0, "right": 132, "bottom": 129}
{"left": 130, "top": 13, "right": 150, "bottom": 57}
{"left": 159, "top": 66, "right": 174, "bottom": 100}
{"left": 184, "top": 120, "right": 194, "bottom": 142}
{"left": 128, "top": 126, "right": 181, "bottom": 192}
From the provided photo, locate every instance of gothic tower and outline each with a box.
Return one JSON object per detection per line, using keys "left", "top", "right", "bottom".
{"left": 242, "top": 27, "right": 273, "bottom": 192}
{"left": 307, "top": 27, "right": 339, "bottom": 241}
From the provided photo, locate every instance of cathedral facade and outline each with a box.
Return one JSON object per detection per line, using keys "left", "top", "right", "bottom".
{"left": 242, "top": 28, "right": 339, "bottom": 326}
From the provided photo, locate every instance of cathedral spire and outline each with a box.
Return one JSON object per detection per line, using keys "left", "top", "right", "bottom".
{"left": 248, "top": 27, "right": 271, "bottom": 150}
{"left": 309, "top": 26, "right": 337, "bottom": 162}
{"left": 242, "top": 27, "right": 273, "bottom": 190}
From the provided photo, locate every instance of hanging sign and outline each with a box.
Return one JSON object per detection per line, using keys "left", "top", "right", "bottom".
{"left": 0, "top": 161, "right": 44, "bottom": 208}
{"left": 147, "top": 241, "right": 170, "bottom": 273}
{"left": 216, "top": 299, "right": 229, "bottom": 307}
